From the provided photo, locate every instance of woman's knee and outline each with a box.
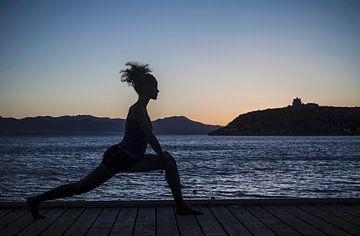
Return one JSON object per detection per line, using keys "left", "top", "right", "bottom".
{"left": 164, "top": 154, "right": 177, "bottom": 168}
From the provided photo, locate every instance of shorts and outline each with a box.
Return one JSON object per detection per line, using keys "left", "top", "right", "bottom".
{"left": 102, "top": 144, "right": 142, "bottom": 174}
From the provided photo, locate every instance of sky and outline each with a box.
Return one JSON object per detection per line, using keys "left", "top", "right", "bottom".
{"left": 0, "top": 0, "right": 359, "bottom": 125}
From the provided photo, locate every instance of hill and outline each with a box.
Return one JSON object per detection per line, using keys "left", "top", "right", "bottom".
{"left": 0, "top": 115, "right": 221, "bottom": 135}
{"left": 153, "top": 116, "right": 221, "bottom": 134}
{"left": 209, "top": 104, "right": 360, "bottom": 136}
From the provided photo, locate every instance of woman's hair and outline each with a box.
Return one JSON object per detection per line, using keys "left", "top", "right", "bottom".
{"left": 120, "top": 62, "right": 156, "bottom": 94}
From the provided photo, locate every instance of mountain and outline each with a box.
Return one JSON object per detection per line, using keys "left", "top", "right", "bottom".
{"left": 153, "top": 116, "right": 222, "bottom": 134}
{"left": 0, "top": 115, "right": 221, "bottom": 135}
{"left": 209, "top": 104, "right": 360, "bottom": 136}
{"left": 0, "top": 115, "right": 124, "bottom": 135}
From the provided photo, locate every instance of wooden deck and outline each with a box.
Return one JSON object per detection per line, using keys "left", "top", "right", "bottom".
{"left": 0, "top": 198, "right": 360, "bottom": 235}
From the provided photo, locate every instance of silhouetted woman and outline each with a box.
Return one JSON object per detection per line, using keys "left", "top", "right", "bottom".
{"left": 26, "top": 62, "right": 202, "bottom": 219}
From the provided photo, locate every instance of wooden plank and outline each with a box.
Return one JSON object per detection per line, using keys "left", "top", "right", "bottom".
{"left": 298, "top": 205, "right": 360, "bottom": 235}
{"left": 350, "top": 202, "right": 360, "bottom": 212}
{"left": 337, "top": 204, "right": 360, "bottom": 217}
{"left": 228, "top": 205, "right": 276, "bottom": 235}
{"left": 316, "top": 205, "right": 360, "bottom": 227}
{"left": 133, "top": 207, "right": 155, "bottom": 236}
{"left": 246, "top": 205, "right": 301, "bottom": 235}
{"left": 264, "top": 205, "right": 326, "bottom": 236}
{"left": 1, "top": 202, "right": 359, "bottom": 236}
{"left": 110, "top": 207, "right": 138, "bottom": 236}
{"left": 0, "top": 209, "right": 13, "bottom": 219}
{"left": 176, "top": 208, "right": 203, "bottom": 236}
{"left": 63, "top": 208, "right": 102, "bottom": 236}
{"left": 0, "top": 209, "right": 27, "bottom": 230}
{"left": 209, "top": 206, "right": 251, "bottom": 236}
{"left": 0, "top": 210, "right": 49, "bottom": 235}
{"left": 280, "top": 205, "right": 351, "bottom": 236}
{"left": 156, "top": 206, "right": 179, "bottom": 236}
{"left": 0, "top": 212, "right": 33, "bottom": 235}
{"left": 193, "top": 206, "right": 227, "bottom": 236}
{"left": 17, "top": 208, "right": 66, "bottom": 236}
{"left": 318, "top": 205, "right": 351, "bottom": 217}
{"left": 41, "top": 208, "right": 84, "bottom": 236}
{"left": 87, "top": 207, "right": 119, "bottom": 236}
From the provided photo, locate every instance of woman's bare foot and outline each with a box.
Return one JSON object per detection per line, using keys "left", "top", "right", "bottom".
{"left": 26, "top": 197, "right": 45, "bottom": 220}
{"left": 176, "top": 205, "right": 203, "bottom": 215}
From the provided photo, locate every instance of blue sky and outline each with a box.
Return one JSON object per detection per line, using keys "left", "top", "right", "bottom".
{"left": 1, "top": 0, "right": 359, "bottom": 125}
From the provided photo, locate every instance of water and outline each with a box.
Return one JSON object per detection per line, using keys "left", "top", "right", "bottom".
{"left": 0, "top": 135, "right": 359, "bottom": 201}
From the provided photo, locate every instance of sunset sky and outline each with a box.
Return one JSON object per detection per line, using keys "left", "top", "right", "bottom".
{"left": 1, "top": 0, "right": 359, "bottom": 125}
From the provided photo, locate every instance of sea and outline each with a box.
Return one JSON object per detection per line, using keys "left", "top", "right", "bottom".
{"left": 0, "top": 135, "right": 359, "bottom": 201}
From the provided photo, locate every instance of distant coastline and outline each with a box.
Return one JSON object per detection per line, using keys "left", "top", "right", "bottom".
{"left": 0, "top": 115, "right": 221, "bottom": 135}
{"left": 209, "top": 98, "right": 360, "bottom": 136}
{"left": 2, "top": 98, "right": 359, "bottom": 136}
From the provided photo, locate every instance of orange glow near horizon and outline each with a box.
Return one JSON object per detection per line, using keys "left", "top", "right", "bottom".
{"left": 2, "top": 96, "right": 359, "bottom": 126}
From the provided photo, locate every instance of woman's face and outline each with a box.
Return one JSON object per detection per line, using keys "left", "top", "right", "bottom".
{"left": 143, "top": 79, "right": 159, "bottom": 100}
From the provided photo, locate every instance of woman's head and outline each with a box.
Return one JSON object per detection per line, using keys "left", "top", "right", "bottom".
{"left": 120, "top": 62, "right": 159, "bottom": 99}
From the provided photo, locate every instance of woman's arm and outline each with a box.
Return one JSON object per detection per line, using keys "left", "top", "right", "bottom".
{"left": 133, "top": 106, "right": 167, "bottom": 160}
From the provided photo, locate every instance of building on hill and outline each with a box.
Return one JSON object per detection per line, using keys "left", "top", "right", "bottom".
{"left": 291, "top": 98, "right": 319, "bottom": 110}
{"left": 292, "top": 97, "right": 303, "bottom": 109}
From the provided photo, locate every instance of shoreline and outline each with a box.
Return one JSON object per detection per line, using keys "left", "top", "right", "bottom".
{"left": 1, "top": 197, "right": 360, "bottom": 208}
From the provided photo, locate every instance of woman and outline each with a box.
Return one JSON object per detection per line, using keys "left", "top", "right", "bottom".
{"left": 26, "top": 62, "right": 202, "bottom": 219}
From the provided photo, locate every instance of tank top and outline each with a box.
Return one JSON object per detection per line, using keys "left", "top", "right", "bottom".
{"left": 119, "top": 106, "right": 153, "bottom": 157}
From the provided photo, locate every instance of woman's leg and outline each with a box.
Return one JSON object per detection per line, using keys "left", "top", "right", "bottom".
{"left": 27, "top": 163, "right": 114, "bottom": 219}
{"left": 127, "top": 152, "right": 202, "bottom": 214}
